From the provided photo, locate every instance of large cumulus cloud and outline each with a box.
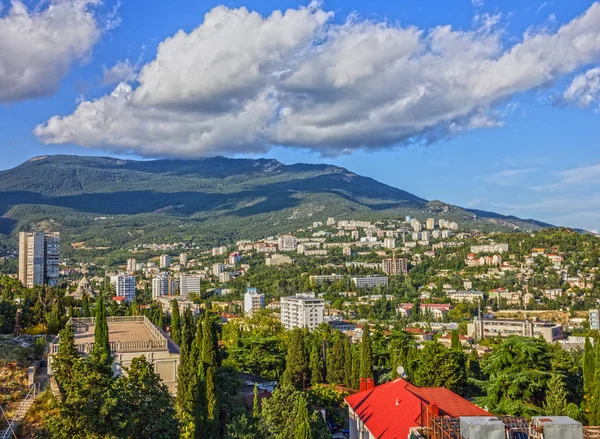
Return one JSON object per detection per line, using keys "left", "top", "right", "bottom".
{"left": 0, "top": 0, "right": 103, "bottom": 103}
{"left": 34, "top": 2, "right": 600, "bottom": 157}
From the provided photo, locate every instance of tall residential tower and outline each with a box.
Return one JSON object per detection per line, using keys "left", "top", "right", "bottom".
{"left": 18, "top": 231, "right": 60, "bottom": 288}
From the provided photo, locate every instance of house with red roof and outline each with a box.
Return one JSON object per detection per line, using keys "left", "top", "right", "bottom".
{"left": 345, "top": 378, "right": 489, "bottom": 439}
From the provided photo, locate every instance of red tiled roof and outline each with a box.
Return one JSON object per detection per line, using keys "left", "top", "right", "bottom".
{"left": 112, "top": 296, "right": 126, "bottom": 302}
{"left": 345, "top": 379, "right": 489, "bottom": 439}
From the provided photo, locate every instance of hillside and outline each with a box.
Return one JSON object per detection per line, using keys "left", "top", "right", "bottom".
{"left": 0, "top": 155, "right": 550, "bottom": 255}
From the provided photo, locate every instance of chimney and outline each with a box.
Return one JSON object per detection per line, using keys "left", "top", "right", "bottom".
{"left": 366, "top": 378, "right": 375, "bottom": 390}
{"left": 359, "top": 378, "right": 367, "bottom": 392}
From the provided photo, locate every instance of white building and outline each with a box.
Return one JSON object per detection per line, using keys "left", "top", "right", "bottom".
{"left": 219, "top": 272, "right": 232, "bottom": 283}
{"left": 213, "top": 263, "right": 225, "bottom": 277}
{"left": 590, "top": 309, "right": 599, "bottom": 331}
{"left": 212, "top": 246, "right": 228, "bottom": 256}
{"left": 179, "top": 253, "right": 188, "bottom": 265}
{"left": 160, "top": 254, "right": 171, "bottom": 269}
{"left": 126, "top": 258, "right": 137, "bottom": 273}
{"left": 278, "top": 235, "right": 297, "bottom": 252}
{"left": 110, "top": 274, "right": 136, "bottom": 302}
{"left": 18, "top": 231, "right": 60, "bottom": 288}
{"left": 327, "top": 217, "right": 335, "bottom": 226}
{"left": 448, "top": 290, "right": 484, "bottom": 303}
{"left": 280, "top": 294, "right": 325, "bottom": 330}
{"left": 351, "top": 276, "right": 389, "bottom": 289}
{"left": 383, "top": 237, "right": 396, "bottom": 249}
{"left": 244, "top": 288, "right": 264, "bottom": 316}
{"left": 179, "top": 275, "right": 201, "bottom": 297}
{"left": 426, "top": 218, "right": 435, "bottom": 230}
{"left": 382, "top": 258, "right": 408, "bottom": 276}
{"left": 470, "top": 243, "right": 509, "bottom": 253}
{"left": 152, "top": 273, "right": 173, "bottom": 299}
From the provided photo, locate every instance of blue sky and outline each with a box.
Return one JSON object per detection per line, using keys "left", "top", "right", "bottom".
{"left": 1, "top": 0, "right": 599, "bottom": 231}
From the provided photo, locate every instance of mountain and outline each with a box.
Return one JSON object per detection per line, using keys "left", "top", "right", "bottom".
{"left": 0, "top": 155, "right": 551, "bottom": 255}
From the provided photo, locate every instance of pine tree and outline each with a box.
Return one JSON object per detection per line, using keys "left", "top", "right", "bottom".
{"left": 360, "top": 325, "right": 374, "bottom": 380}
{"left": 82, "top": 293, "right": 90, "bottom": 317}
{"left": 283, "top": 328, "right": 309, "bottom": 389}
{"left": 53, "top": 323, "right": 80, "bottom": 392}
{"left": 544, "top": 374, "right": 568, "bottom": 416}
{"left": 309, "top": 339, "right": 324, "bottom": 386}
{"left": 171, "top": 299, "right": 181, "bottom": 345}
{"left": 450, "top": 330, "right": 462, "bottom": 350}
{"left": 344, "top": 336, "right": 353, "bottom": 388}
{"left": 93, "top": 294, "right": 110, "bottom": 362}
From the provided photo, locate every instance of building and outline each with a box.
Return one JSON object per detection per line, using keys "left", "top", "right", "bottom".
{"left": 213, "top": 263, "right": 225, "bottom": 277}
{"left": 280, "top": 294, "right": 325, "bottom": 330}
{"left": 126, "top": 258, "right": 137, "bottom": 273}
{"left": 152, "top": 273, "right": 172, "bottom": 299}
{"left": 419, "top": 303, "right": 452, "bottom": 321}
{"left": 470, "top": 243, "right": 509, "bottom": 253}
{"left": 179, "top": 274, "right": 201, "bottom": 297}
{"left": 278, "top": 235, "right": 297, "bottom": 252}
{"left": 327, "top": 217, "right": 335, "bottom": 226}
{"left": 426, "top": 218, "right": 435, "bottom": 230}
{"left": 229, "top": 252, "right": 242, "bottom": 264}
{"left": 179, "top": 253, "right": 188, "bottom": 265}
{"left": 309, "top": 274, "right": 345, "bottom": 284}
{"left": 48, "top": 316, "right": 180, "bottom": 394}
{"left": 244, "top": 288, "right": 264, "bottom": 316}
{"left": 346, "top": 378, "right": 490, "bottom": 439}
{"left": 383, "top": 237, "right": 396, "bottom": 249}
{"left": 219, "top": 272, "right": 232, "bottom": 283}
{"left": 382, "top": 258, "right": 408, "bottom": 275}
{"left": 212, "top": 246, "right": 228, "bottom": 256}
{"left": 18, "top": 231, "right": 60, "bottom": 287}
{"left": 327, "top": 320, "right": 356, "bottom": 332}
{"left": 160, "top": 254, "right": 171, "bottom": 269}
{"left": 351, "top": 275, "right": 388, "bottom": 289}
{"left": 468, "top": 317, "right": 563, "bottom": 343}
{"left": 110, "top": 274, "right": 136, "bottom": 302}
{"left": 448, "top": 290, "right": 484, "bottom": 303}
{"left": 265, "top": 254, "right": 293, "bottom": 266}
{"left": 590, "top": 309, "right": 599, "bottom": 331}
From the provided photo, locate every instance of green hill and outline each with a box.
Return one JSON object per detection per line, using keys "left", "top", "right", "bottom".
{"left": 0, "top": 155, "right": 551, "bottom": 255}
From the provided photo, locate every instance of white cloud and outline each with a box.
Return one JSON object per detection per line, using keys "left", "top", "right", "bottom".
{"left": 0, "top": 0, "right": 104, "bottom": 103}
{"left": 560, "top": 163, "right": 600, "bottom": 184}
{"left": 472, "top": 0, "right": 484, "bottom": 7}
{"left": 563, "top": 67, "right": 600, "bottom": 109}
{"left": 101, "top": 59, "right": 137, "bottom": 85}
{"left": 35, "top": 2, "right": 600, "bottom": 158}
{"left": 482, "top": 168, "right": 536, "bottom": 186}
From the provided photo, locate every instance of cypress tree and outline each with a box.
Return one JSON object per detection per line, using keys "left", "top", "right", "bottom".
{"left": 344, "top": 336, "right": 353, "bottom": 388}
{"left": 589, "top": 343, "right": 600, "bottom": 425}
{"left": 171, "top": 299, "right": 181, "bottom": 345}
{"left": 93, "top": 295, "right": 110, "bottom": 361}
{"left": 583, "top": 336, "right": 595, "bottom": 399}
{"left": 544, "top": 374, "right": 568, "bottom": 416}
{"left": 82, "top": 293, "right": 90, "bottom": 317}
{"left": 53, "top": 323, "right": 79, "bottom": 392}
{"left": 294, "top": 396, "right": 312, "bottom": 439}
{"left": 309, "top": 339, "right": 324, "bottom": 386}
{"left": 360, "top": 325, "right": 374, "bottom": 380}
{"left": 202, "top": 311, "right": 219, "bottom": 439}
{"left": 283, "top": 329, "right": 309, "bottom": 389}
{"left": 253, "top": 383, "right": 259, "bottom": 418}
{"left": 176, "top": 315, "right": 196, "bottom": 426}
{"left": 351, "top": 344, "right": 360, "bottom": 390}
{"left": 327, "top": 334, "right": 345, "bottom": 384}
{"left": 451, "top": 330, "right": 462, "bottom": 350}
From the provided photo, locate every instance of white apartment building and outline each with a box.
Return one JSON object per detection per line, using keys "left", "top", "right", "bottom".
{"left": 160, "top": 254, "right": 171, "bottom": 269}
{"left": 179, "top": 253, "right": 188, "bottom": 265}
{"left": 213, "top": 263, "right": 225, "bottom": 277}
{"left": 278, "top": 235, "right": 298, "bottom": 252}
{"left": 382, "top": 258, "right": 408, "bottom": 276}
{"left": 18, "top": 231, "right": 60, "bottom": 288}
{"left": 309, "top": 274, "right": 345, "bottom": 284}
{"left": 126, "top": 258, "right": 137, "bottom": 273}
{"left": 590, "top": 309, "right": 599, "bottom": 331}
{"left": 244, "top": 288, "right": 264, "bottom": 316}
{"left": 448, "top": 290, "right": 484, "bottom": 303}
{"left": 351, "top": 276, "right": 389, "bottom": 289}
{"left": 383, "top": 237, "right": 396, "bottom": 249}
{"left": 110, "top": 274, "right": 136, "bottom": 302}
{"left": 179, "top": 275, "right": 201, "bottom": 297}
{"left": 212, "top": 246, "right": 228, "bottom": 256}
{"left": 426, "top": 218, "right": 435, "bottom": 230}
{"left": 152, "top": 273, "right": 173, "bottom": 299}
{"left": 411, "top": 219, "right": 422, "bottom": 232}
{"left": 327, "top": 217, "right": 335, "bottom": 226}
{"left": 470, "top": 243, "right": 509, "bottom": 253}
{"left": 280, "top": 295, "right": 325, "bottom": 330}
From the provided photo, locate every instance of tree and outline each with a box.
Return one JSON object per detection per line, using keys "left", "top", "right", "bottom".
{"left": 309, "top": 339, "right": 324, "bottom": 386}
{"left": 326, "top": 333, "right": 345, "bottom": 384}
{"left": 253, "top": 383, "right": 260, "bottom": 418}
{"left": 343, "top": 336, "right": 353, "bottom": 387}
{"left": 93, "top": 295, "right": 111, "bottom": 363}
{"left": 282, "top": 329, "right": 309, "bottom": 389}
{"left": 171, "top": 299, "right": 181, "bottom": 345}
{"left": 118, "top": 356, "right": 179, "bottom": 438}
{"left": 544, "top": 374, "right": 568, "bottom": 416}
{"left": 47, "top": 301, "right": 62, "bottom": 334}
{"left": 176, "top": 313, "right": 197, "bottom": 438}
{"left": 409, "top": 341, "right": 467, "bottom": 394}
{"left": 81, "top": 293, "right": 90, "bottom": 317}
{"left": 583, "top": 336, "right": 595, "bottom": 401}
{"left": 450, "top": 330, "right": 462, "bottom": 351}
{"left": 589, "top": 343, "right": 600, "bottom": 425}
{"left": 294, "top": 396, "right": 312, "bottom": 439}
{"left": 52, "top": 323, "right": 79, "bottom": 392}
{"left": 360, "top": 325, "right": 374, "bottom": 380}
{"left": 202, "top": 311, "right": 219, "bottom": 439}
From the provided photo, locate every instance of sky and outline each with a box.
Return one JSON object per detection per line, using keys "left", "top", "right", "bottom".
{"left": 1, "top": 0, "right": 599, "bottom": 232}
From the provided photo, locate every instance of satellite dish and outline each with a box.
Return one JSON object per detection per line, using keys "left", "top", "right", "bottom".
{"left": 396, "top": 365, "right": 407, "bottom": 378}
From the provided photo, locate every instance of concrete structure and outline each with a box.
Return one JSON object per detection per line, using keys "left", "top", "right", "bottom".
{"left": 159, "top": 254, "right": 171, "bottom": 269}
{"left": 265, "top": 254, "right": 293, "bottom": 266}
{"left": 152, "top": 273, "right": 175, "bottom": 299}
{"left": 110, "top": 274, "right": 136, "bottom": 302}
{"left": 470, "top": 243, "right": 509, "bottom": 253}
{"left": 278, "top": 235, "right": 297, "bottom": 252}
{"left": 426, "top": 218, "right": 435, "bottom": 230}
{"left": 18, "top": 231, "right": 60, "bottom": 288}
{"left": 590, "top": 309, "right": 599, "bottom": 331}
{"left": 179, "top": 275, "right": 201, "bottom": 297}
{"left": 382, "top": 258, "right": 408, "bottom": 275}
{"left": 126, "top": 258, "right": 137, "bottom": 273}
{"left": 468, "top": 317, "right": 563, "bottom": 343}
{"left": 219, "top": 271, "right": 232, "bottom": 283}
{"left": 383, "top": 237, "right": 396, "bottom": 249}
{"left": 280, "top": 294, "right": 324, "bottom": 330}
{"left": 244, "top": 288, "right": 264, "bottom": 316}
{"left": 48, "top": 316, "right": 180, "bottom": 394}
{"left": 351, "top": 275, "right": 388, "bottom": 289}
{"left": 309, "top": 274, "right": 345, "bottom": 284}
{"left": 448, "top": 290, "right": 484, "bottom": 303}
{"left": 179, "top": 253, "right": 188, "bottom": 265}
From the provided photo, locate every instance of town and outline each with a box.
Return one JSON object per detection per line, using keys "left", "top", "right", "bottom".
{"left": 1, "top": 216, "right": 599, "bottom": 438}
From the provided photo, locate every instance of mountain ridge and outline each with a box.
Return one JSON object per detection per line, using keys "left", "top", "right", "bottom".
{"left": 0, "top": 154, "right": 557, "bottom": 255}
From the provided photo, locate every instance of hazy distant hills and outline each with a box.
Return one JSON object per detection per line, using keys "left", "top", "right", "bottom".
{"left": 0, "top": 155, "right": 552, "bottom": 253}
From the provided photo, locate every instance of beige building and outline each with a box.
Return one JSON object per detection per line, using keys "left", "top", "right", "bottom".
{"left": 467, "top": 317, "right": 563, "bottom": 343}
{"left": 48, "top": 316, "right": 180, "bottom": 394}
{"left": 382, "top": 258, "right": 408, "bottom": 275}
{"left": 18, "top": 231, "right": 60, "bottom": 288}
